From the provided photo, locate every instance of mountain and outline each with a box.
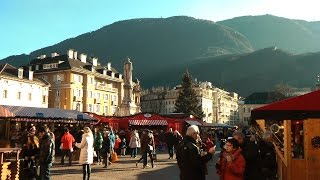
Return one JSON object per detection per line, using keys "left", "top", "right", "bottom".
{"left": 180, "top": 47, "right": 320, "bottom": 96}
{"left": 1, "top": 16, "right": 253, "bottom": 73}
{"left": 217, "top": 14, "right": 320, "bottom": 54}
{"left": 1, "top": 15, "right": 320, "bottom": 96}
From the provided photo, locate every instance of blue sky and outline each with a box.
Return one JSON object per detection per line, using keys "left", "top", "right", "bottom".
{"left": 1, "top": 0, "right": 319, "bottom": 59}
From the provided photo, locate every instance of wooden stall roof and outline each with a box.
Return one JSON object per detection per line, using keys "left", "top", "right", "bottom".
{"left": 251, "top": 90, "right": 320, "bottom": 120}
{"left": 0, "top": 105, "right": 96, "bottom": 122}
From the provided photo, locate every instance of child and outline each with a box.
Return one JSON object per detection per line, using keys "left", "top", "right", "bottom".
{"left": 120, "top": 138, "right": 127, "bottom": 156}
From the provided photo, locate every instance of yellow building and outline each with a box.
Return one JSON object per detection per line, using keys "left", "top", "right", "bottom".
{"left": 26, "top": 50, "right": 141, "bottom": 116}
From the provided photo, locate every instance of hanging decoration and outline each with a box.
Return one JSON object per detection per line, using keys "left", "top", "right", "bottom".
{"left": 311, "top": 136, "right": 320, "bottom": 148}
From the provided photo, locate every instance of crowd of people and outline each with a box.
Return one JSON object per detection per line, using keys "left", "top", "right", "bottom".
{"left": 176, "top": 125, "right": 278, "bottom": 180}
{"left": 18, "top": 124, "right": 187, "bottom": 180}
{"left": 16, "top": 123, "right": 278, "bottom": 180}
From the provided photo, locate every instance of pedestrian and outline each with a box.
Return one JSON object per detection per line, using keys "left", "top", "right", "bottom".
{"left": 38, "top": 126, "right": 55, "bottom": 180}
{"left": 120, "top": 138, "right": 127, "bottom": 156}
{"left": 129, "top": 130, "right": 140, "bottom": 158}
{"left": 259, "top": 131, "right": 277, "bottom": 180}
{"left": 143, "top": 130, "right": 156, "bottom": 168}
{"left": 136, "top": 129, "right": 154, "bottom": 168}
{"left": 22, "top": 135, "right": 40, "bottom": 180}
{"left": 114, "top": 135, "right": 121, "bottom": 155}
{"left": 166, "top": 128, "right": 175, "bottom": 159}
{"left": 173, "top": 130, "right": 183, "bottom": 158}
{"left": 176, "top": 125, "right": 215, "bottom": 180}
{"left": 93, "top": 128, "right": 103, "bottom": 165}
{"left": 60, "top": 127, "right": 75, "bottom": 166}
{"left": 101, "top": 131, "right": 111, "bottom": 168}
{"left": 216, "top": 138, "right": 245, "bottom": 180}
{"left": 233, "top": 131, "right": 260, "bottom": 180}
{"left": 75, "top": 127, "right": 94, "bottom": 180}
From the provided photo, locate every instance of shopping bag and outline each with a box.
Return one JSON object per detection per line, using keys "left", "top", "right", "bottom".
{"left": 148, "top": 144, "right": 154, "bottom": 152}
{"left": 111, "top": 152, "right": 118, "bottom": 163}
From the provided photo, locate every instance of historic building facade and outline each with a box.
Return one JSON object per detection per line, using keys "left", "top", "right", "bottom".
{"left": 0, "top": 63, "right": 50, "bottom": 108}
{"left": 26, "top": 49, "right": 141, "bottom": 116}
{"left": 141, "top": 81, "right": 239, "bottom": 125}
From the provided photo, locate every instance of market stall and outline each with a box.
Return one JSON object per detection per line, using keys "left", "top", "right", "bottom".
{"left": 251, "top": 90, "right": 320, "bottom": 180}
{"left": 0, "top": 105, "right": 96, "bottom": 147}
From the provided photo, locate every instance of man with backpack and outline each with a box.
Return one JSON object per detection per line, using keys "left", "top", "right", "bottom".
{"left": 176, "top": 125, "right": 215, "bottom": 180}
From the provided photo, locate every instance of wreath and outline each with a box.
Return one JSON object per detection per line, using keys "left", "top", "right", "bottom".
{"left": 311, "top": 136, "right": 320, "bottom": 148}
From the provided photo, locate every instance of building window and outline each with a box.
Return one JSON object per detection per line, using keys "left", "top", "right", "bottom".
{"left": 104, "top": 94, "right": 108, "bottom": 101}
{"left": 90, "top": 77, "right": 94, "bottom": 84}
{"left": 104, "top": 106, "right": 108, "bottom": 114}
{"left": 18, "top": 70, "right": 23, "bottom": 78}
{"left": 17, "top": 92, "right": 21, "bottom": 100}
{"left": 3, "top": 90, "right": 7, "bottom": 98}
{"left": 35, "top": 65, "right": 39, "bottom": 70}
{"left": 88, "top": 104, "right": 93, "bottom": 112}
{"left": 28, "top": 93, "right": 32, "bottom": 101}
{"left": 42, "top": 95, "right": 46, "bottom": 103}
{"left": 41, "top": 75, "right": 48, "bottom": 81}
{"left": 56, "top": 90, "right": 60, "bottom": 97}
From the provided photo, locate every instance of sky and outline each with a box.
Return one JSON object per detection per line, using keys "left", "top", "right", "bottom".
{"left": 1, "top": 0, "right": 319, "bottom": 59}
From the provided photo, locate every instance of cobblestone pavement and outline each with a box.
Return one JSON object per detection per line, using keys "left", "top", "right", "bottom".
{"left": 51, "top": 152, "right": 219, "bottom": 180}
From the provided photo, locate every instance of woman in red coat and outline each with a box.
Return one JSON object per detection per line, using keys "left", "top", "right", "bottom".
{"left": 216, "top": 138, "right": 245, "bottom": 180}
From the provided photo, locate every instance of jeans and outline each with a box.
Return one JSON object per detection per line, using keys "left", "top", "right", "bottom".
{"left": 131, "top": 148, "right": 137, "bottom": 157}
{"left": 61, "top": 149, "right": 72, "bottom": 165}
{"left": 40, "top": 163, "right": 52, "bottom": 180}
{"left": 82, "top": 164, "right": 91, "bottom": 180}
{"left": 103, "top": 152, "right": 110, "bottom": 167}
{"left": 168, "top": 145, "right": 174, "bottom": 158}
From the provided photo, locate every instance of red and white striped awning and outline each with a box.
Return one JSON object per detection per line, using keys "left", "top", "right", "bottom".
{"left": 0, "top": 105, "right": 14, "bottom": 117}
{"left": 129, "top": 119, "right": 168, "bottom": 126}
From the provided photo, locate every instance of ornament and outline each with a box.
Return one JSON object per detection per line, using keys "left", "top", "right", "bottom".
{"left": 311, "top": 136, "right": 320, "bottom": 148}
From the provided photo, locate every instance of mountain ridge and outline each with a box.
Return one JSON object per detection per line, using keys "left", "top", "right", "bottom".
{"left": 1, "top": 15, "right": 320, "bottom": 96}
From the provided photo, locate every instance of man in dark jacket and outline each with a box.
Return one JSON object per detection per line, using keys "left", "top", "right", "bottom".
{"left": 101, "top": 131, "right": 111, "bottom": 168}
{"left": 166, "top": 128, "right": 176, "bottom": 159}
{"left": 177, "top": 125, "right": 215, "bottom": 180}
{"left": 233, "top": 131, "right": 260, "bottom": 180}
{"left": 38, "top": 126, "right": 55, "bottom": 180}
{"left": 259, "top": 131, "right": 277, "bottom": 180}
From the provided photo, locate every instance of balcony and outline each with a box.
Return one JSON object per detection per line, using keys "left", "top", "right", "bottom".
{"left": 94, "top": 98, "right": 101, "bottom": 104}
{"left": 73, "top": 96, "right": 82, "bottom": 102}
{"left": 95, "top": 84, "right": 118, "bottom": 92}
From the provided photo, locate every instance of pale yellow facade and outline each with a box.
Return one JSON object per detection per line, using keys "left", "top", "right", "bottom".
{"left": 28, "top": 50, "right": 141, "bottom": 116}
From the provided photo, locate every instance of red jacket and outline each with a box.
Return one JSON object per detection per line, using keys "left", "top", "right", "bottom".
{"left": 217, "top": 149, "right": 245, "bottom": 180}
{"left": 61, "top": 132, "right": 75, "bottom": 150}
{"left": 114, "top": 138, "right": 121, "bottom": 149}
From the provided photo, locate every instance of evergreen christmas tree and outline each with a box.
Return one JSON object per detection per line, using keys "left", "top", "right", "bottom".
{"left": 174, "top": 71, "right": 204, "bottom": 119}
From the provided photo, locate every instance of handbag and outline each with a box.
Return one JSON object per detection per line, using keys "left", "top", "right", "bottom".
{"left": 60, "top": 143, "right": 63, "bottom": 150}
{"left": 93, "top": 151, "right": 97, "bottom": 157}
{"left": 148, "top": 144, "right": 154, "bottom": 152}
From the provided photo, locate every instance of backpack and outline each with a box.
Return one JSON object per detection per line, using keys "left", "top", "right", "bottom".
{"left": 176, "top": 140, "right": 190, "bottom": 169}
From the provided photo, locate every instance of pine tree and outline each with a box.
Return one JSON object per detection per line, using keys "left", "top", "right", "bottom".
{"left": 174, "top": 71, "right": 204, "bottom": 119}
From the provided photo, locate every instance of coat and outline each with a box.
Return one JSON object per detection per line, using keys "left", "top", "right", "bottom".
{"left": 217, "top": 149, "right": 246, "bottom": 180}
{"left": 93, "top": 132, "right": 103, "bottom": 150}
{"left": 129, "top": 133, "right": 140, "bottom": 148}
{"left": 178, "top": 136, "right": 212, "bottom": 180}
{"left": 76, "top": 133, "right": 94, "bottom": 165}
{"left": 39, "top": 133, "right": 55, "bottom": 165}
